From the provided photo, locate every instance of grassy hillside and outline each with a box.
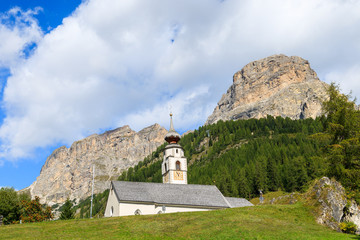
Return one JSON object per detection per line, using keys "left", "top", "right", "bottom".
{"left": 0, "top": 203, "right": 355, "bottom": 240}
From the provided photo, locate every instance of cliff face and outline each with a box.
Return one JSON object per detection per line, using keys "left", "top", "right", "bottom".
{"left": 206, "top": 54, "right": 329, "bottom": 125}
{"left": 26, "top": 124, "right": 167, "bottom": 206}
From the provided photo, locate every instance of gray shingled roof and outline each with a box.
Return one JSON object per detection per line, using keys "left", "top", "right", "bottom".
{"left": 225, "top": 197, "right": 253, "bottom": 208}
{"left": 111, "top": 181, "right": 231, "bottom": 208}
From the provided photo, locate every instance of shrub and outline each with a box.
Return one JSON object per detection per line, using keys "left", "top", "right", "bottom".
{"left": 339, "top": 221, "right": 357, "bottom": 234}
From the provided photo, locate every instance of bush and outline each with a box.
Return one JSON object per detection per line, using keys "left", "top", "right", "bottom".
{"left": 339, "top": 221, "right": 357, "bottom": 234}
{"left": 20, "top": 196, "right": 53, "bottom": 223}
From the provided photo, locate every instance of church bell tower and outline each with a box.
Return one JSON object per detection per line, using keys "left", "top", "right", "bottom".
{"left": 162, "top": 113, "right": 187, "bottom": 184}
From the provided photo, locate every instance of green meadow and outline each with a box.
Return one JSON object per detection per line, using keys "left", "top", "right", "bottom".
{"left": 1, "top": 203, "right": 357, "bottom": 240}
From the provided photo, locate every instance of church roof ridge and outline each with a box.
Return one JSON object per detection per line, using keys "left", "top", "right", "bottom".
{"left": 111, "top": 181, "right": 233, "bottom": 208}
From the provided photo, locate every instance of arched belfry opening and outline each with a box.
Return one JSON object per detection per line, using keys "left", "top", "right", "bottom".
{"left": 176, "top": 161, "right": 181, "bottom": 170}
{"left": 162, "top": 113, "right": 187, "bottom": 184}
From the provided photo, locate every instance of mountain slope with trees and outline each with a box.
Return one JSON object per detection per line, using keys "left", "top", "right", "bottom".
{"left": 118, "top": 83, "right": 360, "bottom": 203}
{"left": 67, "top": 82, "right": 360, "bottom": 221}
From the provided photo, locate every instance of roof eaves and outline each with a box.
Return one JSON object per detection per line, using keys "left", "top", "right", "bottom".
{"left": 111, "top": 181, "right": 122, "bottom": 203}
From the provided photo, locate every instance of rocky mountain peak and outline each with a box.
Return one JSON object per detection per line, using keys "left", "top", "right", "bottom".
{"left": 26, "top": 123, "right": 167, "bottom": 206}
{"left": 206, "top": 54, "right": 329, "bottom": 125}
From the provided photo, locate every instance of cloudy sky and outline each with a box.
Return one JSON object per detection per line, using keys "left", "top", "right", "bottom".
{"left": 0, "top": 0, "right": 359, "bottom": 190}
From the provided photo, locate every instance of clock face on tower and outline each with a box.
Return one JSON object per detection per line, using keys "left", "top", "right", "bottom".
{"left": 174, "top": 171, "right": 183, "bottom": 180}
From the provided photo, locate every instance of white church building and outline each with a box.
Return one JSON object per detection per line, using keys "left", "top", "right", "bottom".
{"left": 104, "top": 114, "right": 253, "bottom": 217}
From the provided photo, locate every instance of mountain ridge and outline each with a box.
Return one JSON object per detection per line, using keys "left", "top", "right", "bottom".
{"left": 206, "top": 54, "right": 329, "bottom": 125}
{"left": 24, "top": 123, "right": 167, "bottom": 206}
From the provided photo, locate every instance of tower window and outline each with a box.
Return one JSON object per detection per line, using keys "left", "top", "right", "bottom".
{"left": 176, "top": 161, "right": 181, "bottom": 170}
{"left": 176, "top": 149, "right": 178, "bottom": 154}
{"left": 165, "top": 163, "right": 167, "bottom": 172}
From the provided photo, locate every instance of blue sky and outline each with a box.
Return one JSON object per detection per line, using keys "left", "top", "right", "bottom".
{"left": 0, "top": 0, "right": 82, "bottom": 32}
{"left": 0, "top": 0, "right": 82, "bottom": 189}
{"left": 1, "top": 0, "right": 360, "bottom": 190}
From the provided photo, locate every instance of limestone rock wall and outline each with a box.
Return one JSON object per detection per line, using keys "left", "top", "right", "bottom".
{"left": 206, "top": 54, "right": 329, "bottom": 125}
{"left": 25, "top": 124, "right": 167, "bottom": 206}
{"left": 308, "top": 177, "right": 360, "bottom": 234}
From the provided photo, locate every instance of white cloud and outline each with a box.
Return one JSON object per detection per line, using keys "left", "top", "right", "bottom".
{"left": 0, "top": 7, "right": 43, "bottom": 68}
{"left": 0, "top": 0, "right": 360, "bottom": 160}
{"left": 118, "top": 85, "right": 214, "bottom": 132}
{"left": 324, "top": 65, "right": 360, "bottom": 102}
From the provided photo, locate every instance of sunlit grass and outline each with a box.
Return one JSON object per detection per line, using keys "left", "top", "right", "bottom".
{"left": 0, "top": 203, "right": 357, "bottom": 240}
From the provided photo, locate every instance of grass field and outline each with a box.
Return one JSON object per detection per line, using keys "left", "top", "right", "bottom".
{"left": 1, "top": 203, "right": 359, "bottom": 240}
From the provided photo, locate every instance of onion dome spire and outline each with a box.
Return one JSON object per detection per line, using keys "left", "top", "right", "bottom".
{"left": 165, "top": 113, "right": 181, "bottom": 144}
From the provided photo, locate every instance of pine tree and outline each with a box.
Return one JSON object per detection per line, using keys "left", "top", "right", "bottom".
{"left": 60, "top": 198, "right": 74, "bottom": 220}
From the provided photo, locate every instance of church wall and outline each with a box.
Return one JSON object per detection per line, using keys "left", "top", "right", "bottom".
{"left": 115, "top": 202, "right": 216, "bottom": 217}
{"left": 154, "top": 205, "right": 211, "bottom": 214}
{"left": 119, "top": 202, "right": 155, "bottom": 216}
{"left": 104, "top": 188, "right": 120, "bottom": 217}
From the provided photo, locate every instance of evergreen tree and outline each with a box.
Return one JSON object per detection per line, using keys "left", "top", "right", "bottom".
{"left": 322, "top": 83, "right": 359, "bottom": 142}
{"left": 60, "top": 198, "right": 74, "bottom": 220}
{"left": 236, "top": 169, "right": 250, "bottom": 198}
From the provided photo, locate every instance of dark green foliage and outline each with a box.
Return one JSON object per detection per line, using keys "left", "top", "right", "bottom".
{"left": 117, "top": 143, "right": 167, "bottom": 182}
{"left": 322, "top": 83, "right": 360, "bottom": 203}
{"left": 0, "top": 188, "right": 49, "bottom": 224}
{"left": 322, "top": 83, "right": 359, "bottom": 142}
{"left": 118, "top": 115, "right": 328, "bottom": 199}
{"left": 74, "top": 189, "right": 109, "bottom": 218}
{"left": 59, "top": 199, "right": 74, "bottom": 220}
{"left": 189, "top": 133, "right": 327, "bottom": 197}
{"left": 0, "top": 187, "right": 21, "bottom": 224}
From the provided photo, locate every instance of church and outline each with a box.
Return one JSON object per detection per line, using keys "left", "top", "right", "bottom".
{"left": 104, "top": 114, "right": 253, "bottom": 217}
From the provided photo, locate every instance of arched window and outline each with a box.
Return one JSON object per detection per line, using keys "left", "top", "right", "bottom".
{"left": 176, "top": 161, "right": 181, "bottom": 170}
{"left": 110, "top": 206, "right": 114, "bottom": 217}
{"left": 164, "top": 163, "right": 167, "bottom": 172}
{"left": 134, "top": 209, "right": 142, "bottom": 215}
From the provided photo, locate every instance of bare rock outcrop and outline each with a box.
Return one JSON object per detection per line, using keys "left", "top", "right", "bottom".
{"left": 309, "top": 177, "right": 347, "bottom": 231}
{"left": 25, "top": 124, "right": 167, "bottom": 206}
{"left": 343, "top": 200, "right": 360, "bottom": 234}
{"left": 206, "top": 54, "right": 329, "bottom": 125}
{"left": 266, "top": 177, "right": 360, "bottom": 234}
{"left": 308, "top": 177, "right": 360, "bottom": 234}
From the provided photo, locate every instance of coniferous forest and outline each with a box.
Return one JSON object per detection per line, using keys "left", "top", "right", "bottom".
{"left": 119, "top": 116, "right": 328, "bottom": 198}
{"left": 118, "top": 83, "right": 360, "bottom": 204}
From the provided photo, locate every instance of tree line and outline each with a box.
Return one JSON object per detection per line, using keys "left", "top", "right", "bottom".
{"left": 0, "top": 188, "right": 52, "bottom": 224}
{"left": 117, "top": 83, "right": 360, "bottom": 203}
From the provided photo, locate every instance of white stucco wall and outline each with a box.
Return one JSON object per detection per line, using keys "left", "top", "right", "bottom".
{"left": 154, "top": 205, "right": 211, "bottom": 214}
{"left": 104, "top": 188, "right": 120, "bottom": 217}
{"left": 105, "top": 198, "right": 218, "bottom": 217}
{"left": 119, "top": 202, "right": 155, "bottom": 216}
